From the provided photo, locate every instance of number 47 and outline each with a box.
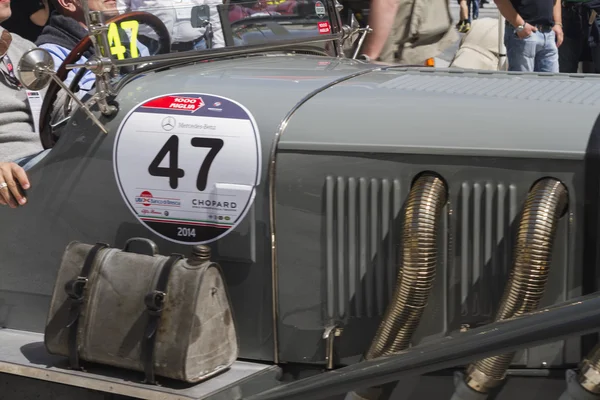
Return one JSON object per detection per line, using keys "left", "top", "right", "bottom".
{"left": 108, "top": 21, "right": 140, "bottom": 60}
{"left": 148, "top": 135, "right": 224, "bottom": 191}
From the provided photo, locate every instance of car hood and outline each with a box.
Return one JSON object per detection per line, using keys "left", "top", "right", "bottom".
{"left": 107, "top": 53, "right": 378, "bottom": 190}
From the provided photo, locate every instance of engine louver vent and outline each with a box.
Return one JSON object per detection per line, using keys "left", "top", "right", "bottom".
{"left": 450, "top": 182, "right": 519, "bottom": 328}
{"left": 325, "top": 176, "right": 405, "bottom": 320}
{"left": 325, "top": 176, "right": 519, "bottom": 327}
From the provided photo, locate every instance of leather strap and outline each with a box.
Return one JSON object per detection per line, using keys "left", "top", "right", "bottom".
{"left": 64, "top": 242, "right": 109, "bottom": 370}
{"left": 141, "top": 253, "right": 183, "bottom": 384}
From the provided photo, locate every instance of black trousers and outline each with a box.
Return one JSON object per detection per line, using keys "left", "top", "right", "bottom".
{"left": 559, "top": 2, "right": 600, "bottom": 73}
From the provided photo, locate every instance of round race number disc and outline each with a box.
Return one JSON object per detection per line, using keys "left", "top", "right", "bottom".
{"left": 113, "top": 93, "right": 261, "bottom": 244}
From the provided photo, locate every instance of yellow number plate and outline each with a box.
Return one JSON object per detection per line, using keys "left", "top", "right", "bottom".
{"left": 107, "top": 20, "right": 141, "bottom": 60}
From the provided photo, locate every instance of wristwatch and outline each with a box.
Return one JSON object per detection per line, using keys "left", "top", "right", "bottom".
{"left": 515, "top": 23, "right": 526, "bottom": 32}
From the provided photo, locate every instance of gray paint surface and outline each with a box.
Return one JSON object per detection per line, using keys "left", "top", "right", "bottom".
{"left": 274, "top": 67, "right": 593, "bottom": 365}
{"left": 279, "top": 68, "right": 600, "bottom": 159}
{"left": 274, "top": 153, "right": 582, "bottom": 366}
{"left": 0, "top": 55, "right": 373, "bottom": 364}
{"left": 0, "top": 51, "right": 595, "bottom": 398}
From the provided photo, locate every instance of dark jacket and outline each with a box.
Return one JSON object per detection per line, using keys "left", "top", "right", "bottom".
{"left": 35, "top": 11, "right": 94, "bottom": 59}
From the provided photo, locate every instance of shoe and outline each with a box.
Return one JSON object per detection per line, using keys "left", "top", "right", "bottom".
{"left": 458, "top": 21, "right": 471, "bottom": 33}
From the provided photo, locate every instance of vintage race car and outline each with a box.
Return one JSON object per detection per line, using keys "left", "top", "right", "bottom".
{"left": 3, "top": 1, "right": 600, "bottom": 400}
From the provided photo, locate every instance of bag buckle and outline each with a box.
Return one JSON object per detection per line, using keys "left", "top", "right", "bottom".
{"left": 144, "top": 290, "right": 166, "bottom": 315}
{"left": 64, "top": 277, "right": 89, "bottom": 302}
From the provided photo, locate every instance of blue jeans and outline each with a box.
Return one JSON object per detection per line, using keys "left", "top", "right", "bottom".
{"left": 504, "top": 25, "right": 559, "bottom": 72}
{"left": 13, "top": 149, "right": 51, "bottom": 171}
{"left": 194, "top": 38, "right": 207, "bottom": 50}
{"left": 468, "top": 0, "right": 479, "bottom": 21}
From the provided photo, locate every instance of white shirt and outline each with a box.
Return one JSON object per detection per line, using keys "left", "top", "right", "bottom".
{"left": 117, "top": 0, "right": 225, "bottom": 48}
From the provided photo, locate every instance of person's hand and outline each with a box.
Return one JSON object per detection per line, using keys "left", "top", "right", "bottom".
{"left": 517, "top": 22, "right": 537, "bottom": 39}
{"left": 0, "top": 162, "right": 30, "bottom": 208}
{"left": 553, "top": 24, "right": 564, "bottom": 47}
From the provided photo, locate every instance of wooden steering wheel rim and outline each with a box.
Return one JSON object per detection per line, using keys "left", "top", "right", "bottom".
{"left": 39, "top": 11, "right": 171, "bottom": 149}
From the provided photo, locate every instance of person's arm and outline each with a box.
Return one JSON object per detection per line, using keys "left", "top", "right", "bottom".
{"left": 494, "top": 0, "right": 524, "bottom": 26}
{"left": 0, "top": 163, "right": 30, "bottom": 207}
{"left": 494, "top": 0, "right": 537, "bottom": 37}
{"left": 38, "top": 43, "right": 93, "bottom": 90}
{"left": 38, "top": 43, "right": 69, "bottom": 74}
{"left": 359, "top": 0, "right": 399, "bottom": 60}
{"left": 553, "top": 0, "right": 564, "bottom": 46}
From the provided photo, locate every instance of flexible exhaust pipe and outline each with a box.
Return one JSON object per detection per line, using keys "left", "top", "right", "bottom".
{"left": 346, "top": 173, "right": 448, "bottom": 400}
{"left": 558, "top": 344, "right": 600, "bottom": 400}
{"left": 452, "top": 178, "right": 568, "bottom": 400}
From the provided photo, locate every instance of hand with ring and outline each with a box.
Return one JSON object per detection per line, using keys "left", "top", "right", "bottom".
{"left": 0, "top": 162, "right": 30, "bottom": 208}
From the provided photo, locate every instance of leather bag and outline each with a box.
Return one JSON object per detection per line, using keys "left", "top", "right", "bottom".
{"left": 44, "top": 238, "right": 238, "bottom": 384}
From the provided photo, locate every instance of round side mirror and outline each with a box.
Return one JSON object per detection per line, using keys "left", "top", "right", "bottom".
{"left": 17, "top": 48, "right": 55, "bottom": 90}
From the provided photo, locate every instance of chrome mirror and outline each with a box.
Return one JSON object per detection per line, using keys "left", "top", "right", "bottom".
{"left": 17, "top": 48, "right": 54, "bottom": 90}
{"left": 17, "top": 48, "right": 108, "bottom": 134}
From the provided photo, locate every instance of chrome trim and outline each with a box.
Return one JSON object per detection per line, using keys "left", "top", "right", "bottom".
{"left": 268, "top": 66, "right": 379, "bottom": 364}
{"left": 323, "top": 325, "right": 337, "bottom": 369}
{"left": 113, "top": 52, "right": 351, "bottom": 94}
{"left": 83, "top": 11, "right": 119, "bottom": 116}
{"left": 323, "top": 325, "right": 343, "bottom": 369}
{"left": 352, "top": 26, "right": 372, "bottom": 59}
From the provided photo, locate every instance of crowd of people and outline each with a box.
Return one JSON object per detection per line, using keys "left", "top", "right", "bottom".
{"left": 455, "top": 0, "right": 600, "bottom": 73}
{"left": 0, "top": 0, "right": 228, "bottom": 210}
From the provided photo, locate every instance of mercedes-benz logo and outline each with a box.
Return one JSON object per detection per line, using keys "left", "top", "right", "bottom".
{"left": 161, "top": 116, "right": 176, "bottom": 131}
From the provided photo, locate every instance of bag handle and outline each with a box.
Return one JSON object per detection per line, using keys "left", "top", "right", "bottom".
{"left": 123, "top": 237, "right": 159, "bottom": 257}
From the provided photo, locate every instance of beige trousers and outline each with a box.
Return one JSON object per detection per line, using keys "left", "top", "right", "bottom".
{"left": 449, "top": 18, "right": 506, "bottom": 70}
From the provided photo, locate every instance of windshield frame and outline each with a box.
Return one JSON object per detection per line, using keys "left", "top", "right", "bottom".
{"left": 77, "top": 0, "right": 345, "bottom": 70}
{"left": 55, "top": 0, "right": 346, "bottom": 131}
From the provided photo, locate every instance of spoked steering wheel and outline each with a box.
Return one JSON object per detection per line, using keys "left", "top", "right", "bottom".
{"left": 38, "top": 11, "right": 171, "bottom": 149}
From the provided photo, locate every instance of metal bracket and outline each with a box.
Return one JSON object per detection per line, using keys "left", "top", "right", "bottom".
{"left": 50, "top": 115, "right": 71, "bottom": 131}
{"left": 352, "top": 26, "right": 372, "bottom": 59}
{"left": 339, "top": 23, "right": 373, "bottom": 59}
{"left": 323, "top": 325, "right": 343, "bottom": 369}
{"left": 68, "top": 7, "right": 118, "bottom": 118}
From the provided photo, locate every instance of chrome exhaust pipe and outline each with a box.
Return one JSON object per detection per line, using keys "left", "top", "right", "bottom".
{"left": 452, "top": 178, "right": 568, "bottom": 400}
{"left": 346, "top": 173, "right": 448, "bottom": 400}
{"left": 559, "top": 344, "right": 600, "bottom": 400}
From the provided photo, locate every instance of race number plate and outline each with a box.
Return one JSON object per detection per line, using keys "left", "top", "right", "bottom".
{"left": 113, "top": 93, "right": 261, "bottom": 244}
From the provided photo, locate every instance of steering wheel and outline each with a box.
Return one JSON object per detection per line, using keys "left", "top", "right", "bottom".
{"left": 38, "top": 11, "right": 171, "bottom": 150}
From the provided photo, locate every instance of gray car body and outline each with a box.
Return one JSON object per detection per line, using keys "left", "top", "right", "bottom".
{"left": 2, "top": 53, "right": 600, "bottom": 398}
